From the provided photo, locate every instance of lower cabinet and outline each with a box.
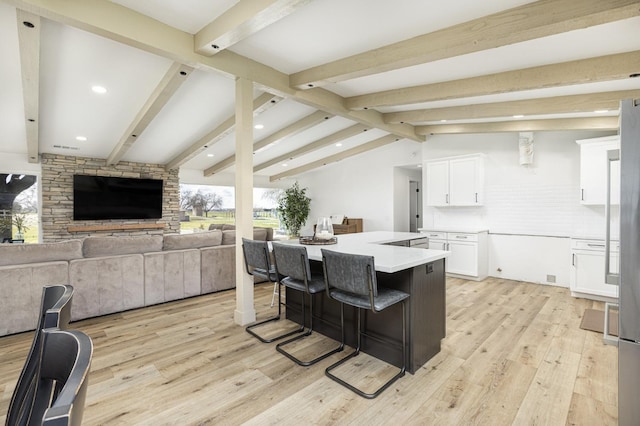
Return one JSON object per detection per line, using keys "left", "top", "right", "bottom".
{"left": 421, "top": 230, "right": 488, "bottom": 280}
{"left": 570, "top": 238, "right": 619, "bottom": 301}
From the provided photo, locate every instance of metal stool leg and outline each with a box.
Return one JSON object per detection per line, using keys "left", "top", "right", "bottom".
{"left": 276, "top": 291, "right": 344, "bottom": 366}
{"left": 246, "top": 282, "right": 304, "bottom": 343}
{"left": 325, "top": 301, "right": 407, "bottom": 399}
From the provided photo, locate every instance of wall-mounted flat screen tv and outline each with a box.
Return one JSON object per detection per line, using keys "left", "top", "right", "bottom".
{"left": 73, "top": 175, "right": 163, "bottom": 220}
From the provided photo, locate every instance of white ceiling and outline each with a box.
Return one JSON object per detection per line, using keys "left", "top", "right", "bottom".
{"left": 1, "top": 0, "right": 639, "bottom": 183}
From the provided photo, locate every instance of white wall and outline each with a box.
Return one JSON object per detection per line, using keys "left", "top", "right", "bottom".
{"left": 422, "top": 130, "right": 617, "bottom": 286}
{"left": 297, "top": 139, "right": 422, "bottom": 234}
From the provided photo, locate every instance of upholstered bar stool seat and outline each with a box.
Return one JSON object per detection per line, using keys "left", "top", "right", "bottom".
{"left": 242, "top": 238, "right": 304, "bottom": 343}
{"left": 273, "top": 243, "right": 344, "bottom": 366}
{"left": 321, "top": 249, "right": 410, "bottom": 399}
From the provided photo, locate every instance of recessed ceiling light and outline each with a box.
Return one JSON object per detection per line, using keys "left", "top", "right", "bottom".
{"left": 207, "top": 154, "right": 214, "bottom": 157}
{"left": 75, "top": 136, "right": 87, "bottom": 141}
{"left": 594, "top": 109, "right": 609, "bottom": 113}
{"left": 91, "top": 85, "right": 107, "bottom": 94}
{"left": 335, "top": 143, "right": 342, "bottom": 147}
{"left": 282, "top": 163, "right": 288, "bottom": 167}
{"left": 417, "top": 164, "right": 422, "bottom": 168}
{"left": 254, "top": 124, "right": 264, "bottom": 129}
{"left": 440, "top": 119, "right": 447, "bottom": 123}
{"left": 513, "top": 114, "right": 524, "bottom": 118}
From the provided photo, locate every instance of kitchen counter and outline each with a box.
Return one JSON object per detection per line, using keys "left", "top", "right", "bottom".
{"left": 282, "top": 231, "right": 450, "bottom": 273}
{"left": 418, "top": 227, "right": 489, "bottom": 234}
{"left": 280, "top": 231, "right": 449, "bottom": 373}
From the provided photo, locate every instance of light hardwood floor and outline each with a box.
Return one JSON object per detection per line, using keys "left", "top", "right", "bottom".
{"left": 0, "top": 277, "right": 617, "bottom": 425}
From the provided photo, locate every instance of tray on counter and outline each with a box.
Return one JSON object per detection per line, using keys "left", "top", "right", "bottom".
{"left": 299, "top": 236, "right": 338, "bottom": 245}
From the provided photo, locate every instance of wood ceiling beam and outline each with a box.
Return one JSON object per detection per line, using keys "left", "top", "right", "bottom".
{"left": 270, "top": 134, "right": 399, "bottom": 181}
{"left": 107, "top": 62, "right": 193, "bottom": 165}
{"left": 385, "top": 90, "right": 640, "bottom": 124}
{"left": 416, "top": 117, "right": 620, "bottom": 135}
{"left": 195, "top": 0, "right": 313, "bottom": 56}
{"left": 254, "top": 123, "right": 370, "bottom": 172}
{"left": 203, "top": 110, "right": 333, "bottom": 176}
{"left": 16, "top": 9, "right": 40, "bottom": 163}
{"left": 347, "top": 51, "right": 640, "bottom": 110}
{"left": 165, "top": 93, "right": 280, "bottom": 170}
{"left": 290, "top": 0, "right": 640, "bottom": 89}
{"left": 6, "top": 0, "right": 422, "bottom": 142}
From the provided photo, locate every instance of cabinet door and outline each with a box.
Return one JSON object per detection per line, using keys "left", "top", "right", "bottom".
{"left": 571, "top": 251, "right": 619, "bottom": 298}
{"left": 447, "top": 241, "right": 478, "bottom": 276}
{"left": 426, "top": 161, "right": 449, "bottom": 206}
{"left": 579, "top": 140, "right": 620, "bottom": 205}
{"left": 449, "top": 157, "right": 481, "bottom": 206}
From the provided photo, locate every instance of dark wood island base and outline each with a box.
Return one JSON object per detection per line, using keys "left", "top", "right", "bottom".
{"left": 285, "top": 257, "right": 446, "bottom": 374}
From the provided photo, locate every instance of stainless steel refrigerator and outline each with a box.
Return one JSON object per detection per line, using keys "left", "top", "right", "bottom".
{"left": 617, "top": 98, "right": 640, "bottom": 425}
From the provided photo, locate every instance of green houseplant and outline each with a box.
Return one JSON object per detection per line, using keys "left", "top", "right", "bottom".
{"left": 12, "top": 213, "right": 29, "bottom": 240}
{"left": 277, "top": 182, "right": 311, "bottom": 237}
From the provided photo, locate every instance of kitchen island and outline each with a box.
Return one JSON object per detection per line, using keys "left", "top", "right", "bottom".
{"left": 280, "top": 231, "right": 450, "bottom": 374}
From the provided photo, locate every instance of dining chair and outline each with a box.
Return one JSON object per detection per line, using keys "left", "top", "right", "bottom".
{"left": 272, "top": 243, "right": 344, "bottom": 366}
{"left": 6, "top": 285, "right": 74, "bottom": 426}
{"left": 321, "top": 249, "right": 409, "bottom": 399}
{"left": 242, "top": 238, "right": 304, "bottom": 343}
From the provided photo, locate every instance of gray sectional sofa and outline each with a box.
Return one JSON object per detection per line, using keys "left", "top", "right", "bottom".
{"left": 0, "top": 227, "right": 272, "bottom": 337}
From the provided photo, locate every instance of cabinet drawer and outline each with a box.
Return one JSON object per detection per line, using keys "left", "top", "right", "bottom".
{"left": 572, "top": 239, "right": 619, "bottom": 252}
{"left": 422, "top": 231, "right": 446, "bottom": 240}
{"left": 447, "top": 232, "right": 478, "bottom": 242}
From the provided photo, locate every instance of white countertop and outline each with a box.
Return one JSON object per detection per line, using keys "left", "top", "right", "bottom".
{"left": 276, "top": 231, "right": 450, "bottom": 274}
{"left": 418, "top": 227, "right": 489, "bottom": 234}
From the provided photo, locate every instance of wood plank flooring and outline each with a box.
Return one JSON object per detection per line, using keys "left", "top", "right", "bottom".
{"left": 0, "top": 277, "right": 617, "bottom": 425}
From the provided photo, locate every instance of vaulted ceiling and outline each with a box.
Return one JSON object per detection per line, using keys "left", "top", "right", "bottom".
{"left": 1, "top": 0, "right": 639, "bottom": 182}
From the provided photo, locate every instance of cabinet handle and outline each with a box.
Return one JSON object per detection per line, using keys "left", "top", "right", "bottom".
{"left": 475, "top": 192, "right": 478, "bottom": 203}
{"left": 446, "top": 194, "right": 449, "bottom": 204}
{"left": 605, "top": 148, "right": 620, "bottom": 285}
{"left": 429, "top": 234, "right": 438, "bottom": 237}
{"left": 572, "top": 253, "right": 575, "bottom": 266}
{"left": 587, "top": 243, "right": 605, "bottom": 248}
{"left": 455, "top": 236, "right": 468, "bottom": 239}
{"left": 581, "top": 188, "right": 584, "bottom": 201}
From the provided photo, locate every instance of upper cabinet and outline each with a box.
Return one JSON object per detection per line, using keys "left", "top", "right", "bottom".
{"left": 425, "top": 154, "right": 485, "bottom": 207}
{"left": 576, "top": 136, "right": 620, "bottom": 205}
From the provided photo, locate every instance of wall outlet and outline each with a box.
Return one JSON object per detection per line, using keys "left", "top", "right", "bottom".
{"left": 546, "top": 274, "right": 556, "bottom": 283}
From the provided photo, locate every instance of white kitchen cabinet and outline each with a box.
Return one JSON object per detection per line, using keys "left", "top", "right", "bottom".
{"left": 576, "top": 136, "right": 620, "bottom": 205}
{"left": 425, "top": 154, "right": 484, "bottom": 207}
{"left": 420, "top": 229, "right": 488, "bottom": 280}
{"left": 570, "top": 238, "right": 619, "bottom": 301}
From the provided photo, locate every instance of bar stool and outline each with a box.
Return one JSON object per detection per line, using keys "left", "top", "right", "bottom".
{"left": 321, "top": 249, "right": 410, "bottom": 399}
{"left": 242, "top": 238, "right": 304, "bottom": 343}
{"left": 272, "top": 243, "right": 344, "bottom": 366}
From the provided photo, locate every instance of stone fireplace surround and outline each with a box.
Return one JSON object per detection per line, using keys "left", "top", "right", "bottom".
{"left": 40, "top": 154, "right": 180, "bottom": 242}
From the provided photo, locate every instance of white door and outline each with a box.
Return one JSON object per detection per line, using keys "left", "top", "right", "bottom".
{"left": 572, "top": 251, "right": 619, "bottom": 298}
{"left": 447, "top": 241, "right": 478, "bottom": 276}
{"left": 426, "top": 161, "right": 449, "bottom": 206}
{"left": 449, "top": 157, "right": 479, "bottom": 206}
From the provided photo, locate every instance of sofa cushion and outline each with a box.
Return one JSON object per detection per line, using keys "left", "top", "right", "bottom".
{"left": 222, "top": 224, "right": 236, "bottom": 231}
{"left": 253, "top": 228, "right": 268, "bottom": 241}
{"left": 221, "top": 230, "right": 236, "bottom": 245}
{"left": 208, "top": 224, "right": 224, "bottom": 231}
{"left": 0, "top": 240, "right": 83, "bottom": 267}
{"left": 163, "top": 230, "right": 222, "bottom": 251}
{"left": 82, "top": 235, "right": 163, "bottom": 258}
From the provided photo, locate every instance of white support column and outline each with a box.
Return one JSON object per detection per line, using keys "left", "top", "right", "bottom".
{"left": 234, "top": 77, "right": 256, "bottom": 325}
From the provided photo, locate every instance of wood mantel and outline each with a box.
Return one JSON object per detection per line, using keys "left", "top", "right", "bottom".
{"left": 67, "top": 223, "right": 166, "bottom": 232}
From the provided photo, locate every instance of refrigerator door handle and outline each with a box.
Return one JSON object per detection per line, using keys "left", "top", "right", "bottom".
{"left": 603, "top": 302, "right": 619, "bottom": 346}
{"left": 605, "top": 148, "right": 620, "bottom": 286}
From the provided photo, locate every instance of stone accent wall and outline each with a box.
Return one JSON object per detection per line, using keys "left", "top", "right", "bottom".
{"left": 41, "top": 154, "right": 180, "bottom": 242}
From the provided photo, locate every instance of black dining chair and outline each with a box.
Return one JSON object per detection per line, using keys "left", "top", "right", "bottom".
{"left": 30, "top": 328, "right": 93, "bottom": 426}
{"left": 272, "top": 243, "right": 344, "bottom": 366}
{"left": 242, "top": 238, "right": 304, "bottom": 343}
{"left": 6, "top": 285, "right": 74, "bottom": 426}
{"left": 321, "top": 249, "right": 410, "bottom": 399}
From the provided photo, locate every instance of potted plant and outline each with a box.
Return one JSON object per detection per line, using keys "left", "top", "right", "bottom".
{"left": 277, "top": 182, "right": 311, "bottom": 237}
{"left": 12, "top": 213, "right": 29, "bottom": 240}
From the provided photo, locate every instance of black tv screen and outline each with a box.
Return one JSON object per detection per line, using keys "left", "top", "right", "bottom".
{"left": 73, "top": 175, "right": 163, "bottom": 220}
